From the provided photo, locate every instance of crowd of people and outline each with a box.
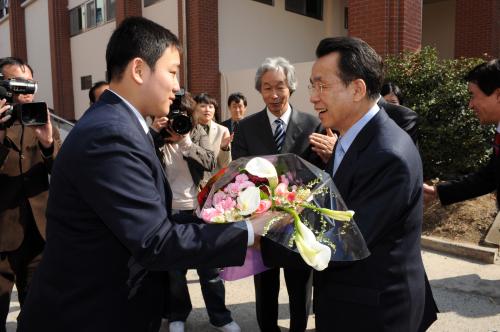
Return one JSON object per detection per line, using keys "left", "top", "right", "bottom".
{"left": 0, "top": 15, "right": 499, "bottom": 332}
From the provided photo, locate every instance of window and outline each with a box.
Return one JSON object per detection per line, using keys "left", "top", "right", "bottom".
{"left": 285, "top": 0, "right": 323, "bottom": 20}
{"left": 81, "top": 75, "right": 93, "bottom": 90}
{"left": 252, "top": 0, "right": 274, "bottom": 5}
{"left": 144, "top": 0, "right": 164, "bottom": 7}
{"left": 0, "top": 0, "right": 8, "bottom": 19}
{"left": 69, "top": 0, "right": 116, "bottom": 36}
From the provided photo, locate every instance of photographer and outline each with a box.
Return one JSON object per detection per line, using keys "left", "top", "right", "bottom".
{"left": 0, "top": 57, "right": 60, "bottom": 332}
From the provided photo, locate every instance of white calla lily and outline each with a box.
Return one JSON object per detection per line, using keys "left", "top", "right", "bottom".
{"left": 245, "top": 157, "right": 278, "bottom": 188}
{"left": 237, "top": 186, "right": 261, "bottom": 216}
{"left": 295, "top": 221, "right": 331, "bottom": 271}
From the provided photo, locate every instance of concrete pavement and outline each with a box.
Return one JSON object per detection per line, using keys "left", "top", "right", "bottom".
{"left": 7, "top": 249, "right": 500, "bottom": 331}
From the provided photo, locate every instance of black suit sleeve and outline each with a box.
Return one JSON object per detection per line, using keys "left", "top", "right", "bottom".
{"left": 74, "top": 124, "right": 248, "bottom": 270}
{"left": 437, "top": 155, "right": 497, "bottom": 205}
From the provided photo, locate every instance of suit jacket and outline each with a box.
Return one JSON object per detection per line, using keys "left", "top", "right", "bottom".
{"left": 221, "top": 118, "right": 235, "bottom": 134}
{"left": 378, "top": 97, "right": 419, "bottom": 145}
{"left": 315, "top": 109, "right": 436, "bottom": 332}
{"left": 232, "top": 106, "right": 324, "bottom": 267}
{"left": 202, "top": 121, "right": 231, "bottom": 183}
{"left": 0, "top": 123, "right": 61, "bottom": 252}
{"left": 18, "top": 91, "right": 248, "bottom": 332}
{"left": 437, "top": 149, "right": 499, "bottom": 207}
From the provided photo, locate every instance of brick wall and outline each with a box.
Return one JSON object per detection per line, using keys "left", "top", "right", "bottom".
{"left": 455, "top": 0, "right": 500, "bottom": 58}
{"left": 185, "top": 0, "right": 221, "bottom": 118}
{"left": 178, "top": 0, "right": 185, "bottom": 88}
{"left": 116, "top": 0, "right": 142, "bottom": 26}
{"left": 8, "top": 0, "right": 27, "bottom": 60}
{"left": 348, "top": 0, "right": 421, "bottom": 57}
{"left": 48, "top": 0, "right": 74, "bottom": 120}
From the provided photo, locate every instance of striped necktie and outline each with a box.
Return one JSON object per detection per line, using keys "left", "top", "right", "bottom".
{"left": 274, "top": 118, "right": 285, "bottom": 152}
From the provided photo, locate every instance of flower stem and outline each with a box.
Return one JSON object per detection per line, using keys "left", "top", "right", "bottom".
{"left": 299, "top": 203, "right": 354, "bottom": 221}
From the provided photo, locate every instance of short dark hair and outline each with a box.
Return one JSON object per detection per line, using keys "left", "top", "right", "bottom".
{"left": 0, "top": 57, "right": 34, "bottom": 77}
{"left": 315, "top": 37, "right": 384, "bottom": 99}
{"left": 194, "top": 93, "right": 218, "bottom": 112}
{"left": 465, "top": 59, "right": 500, "bottom": 96}
{"left": 180, "top": 91, "right": 196, "bottom": 117}
{"left": 89, "top": 81, "right": 108, "bottom": 103}
{"left": 381, "top": 81, "right": 404, "bottom": 105}
{"left": 227, "top": 92, "right": 247, "bottom": 107}
{"left": 105, "top": 16, "right": 181, "bottom": 82}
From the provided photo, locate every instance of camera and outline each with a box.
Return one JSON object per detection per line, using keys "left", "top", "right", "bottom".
{"left": 0, "top": 74, "right": 47, "bottom": 129}
{"left": 160, "top": 89, "right": 192, "bottom": 138}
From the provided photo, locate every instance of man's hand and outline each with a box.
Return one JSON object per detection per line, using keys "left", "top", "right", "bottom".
{"left": 0, "top": 99, "right": 10, "bottom": 142}
{"left": 32, "top": 108, "right": 53, "bottom": 148}
{"left": 423, "top": 183, "right": 438, "bottom": 206}
{"left": 309, "top": 128, "right": 337, "bottom": 163}
{"left": 151, "top": 116, "right": 168, "bottom": 133}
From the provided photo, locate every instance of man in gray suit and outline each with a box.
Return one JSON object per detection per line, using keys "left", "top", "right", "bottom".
{"left": 232, "top": 57, "right": 334, "bottom": 332}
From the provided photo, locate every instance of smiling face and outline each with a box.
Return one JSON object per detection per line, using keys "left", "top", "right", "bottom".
{"left": 309, "top": 52, "right": 358, "bottom": 134}
{"left": 140, "top": 45, "right": 181, "bottom": 118}
{"left": 229, "top": 99, "right": 246, "bottom": 121}
{"left": 467, "top": 83, "right": 500, "bottom": 125}
{"left": 259, "top": 69, "right": 290, "bottom": 117}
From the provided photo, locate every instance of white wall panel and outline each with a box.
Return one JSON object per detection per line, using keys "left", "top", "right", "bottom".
{"left": 0, "top": 19, "right": 11, "bottom": 58}
{"left": 25, "top": 0, "right": 53, "bottom": 109}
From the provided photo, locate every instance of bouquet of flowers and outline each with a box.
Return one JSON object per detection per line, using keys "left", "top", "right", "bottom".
{"left": 197, "top": 153, "right": 369, "bottom": 279}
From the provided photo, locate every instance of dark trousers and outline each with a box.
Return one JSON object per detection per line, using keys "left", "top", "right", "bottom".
{"left": 0, "top": 219, "right": 44, "bottom": 332}
{"left": 165, "top": 209, "right": 232, "bottom": 327}
{"left": 166, "top": 268, "right": 232, "bottom": 327}
{"left": 254, "top": 267, "right": 312, "bottom": 332}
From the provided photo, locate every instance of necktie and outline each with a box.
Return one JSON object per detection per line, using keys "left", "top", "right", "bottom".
{"left": 494, "top": 132, "right": 500, "bottom": 156}
{"left": 274, "top": 118, "right": 285, "bottom": 152}
{"left": 232, "top": 121, "right": 239, "bottom": 133}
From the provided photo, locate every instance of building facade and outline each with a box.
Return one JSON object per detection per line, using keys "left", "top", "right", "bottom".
{"left": 0, "top": 0, "right": 498, "bottom": 121}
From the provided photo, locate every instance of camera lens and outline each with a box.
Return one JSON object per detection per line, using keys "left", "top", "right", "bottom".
{"left": 170, "top": 114, "right": 192, "bottom": 135}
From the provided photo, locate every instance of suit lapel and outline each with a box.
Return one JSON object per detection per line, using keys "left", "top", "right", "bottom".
{"left": 333, "top": 111, "right": 385, "bottom": 192}
{"left": 255, "top": 110, "right": 277, "bottom": 153}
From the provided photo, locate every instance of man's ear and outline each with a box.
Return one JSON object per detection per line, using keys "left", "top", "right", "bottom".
{"left": 130, "top": 58, "right": 145, "bottom": 84}
{"left": 352, "top": 79, "right": 367, "bottom": 102}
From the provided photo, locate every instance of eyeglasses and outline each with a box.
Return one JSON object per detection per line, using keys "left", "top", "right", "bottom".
{"left": 307, "top": 82, "right": 332, "bottom": 96}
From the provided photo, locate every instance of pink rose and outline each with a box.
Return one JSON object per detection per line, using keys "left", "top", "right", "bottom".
{"left": 225, "top": 182, "right": 241, "bottom": 197}
{"left": 255, "top": 199, "right": 272, "bottom": 214}
{"left": 235, "top": 174, "right": 249, "bottom": 183}
{"left": 201, "top": 208, "right": 222, "bottom": 222}
{"left": 216, "top": 197, "right": 236, "bottom": 211}
{"left": 212, "top": 191, "right": 227, "bottom": 206}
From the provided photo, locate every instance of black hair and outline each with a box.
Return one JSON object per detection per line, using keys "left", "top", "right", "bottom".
{"left": 105, "top": 16, "right": 181, "bottom": 82}
{"left": 381, "top": 81, "right": 404, "bottom": 105}
{"left": 180, "top": 91, "right": 196, "bottom": 117}
{"left": 315, "top": 37, "right": 384, "bottom": 99}
{"left": 227, "top": 92, "right": 247, "bottom": 107}
{"left": 88, "top": 81, "right": 109, "bottom": 103}
{"left": 464, "top": 59, "right": 500, "bottom": 96}
{"left": 0, "top": 56, "right": 34, "bottom": 77}
{"left": 194, "top": 92, "right": 218, "bottom": 112}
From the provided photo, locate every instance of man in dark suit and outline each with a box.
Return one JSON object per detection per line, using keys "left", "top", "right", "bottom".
{"left": 232, "top": 57, "right": 334, "bottom": 332}
{"left": 424, "top": 59, "right": 500, "bottom": 207}
{"left": 222, "top": 92, "right": 247, "bottom": 135}
{"left": 309, "top": 37, "right": 437, "bottom": 331}
{"left": 18, "top": 17, "right": 269, "bottom": 332}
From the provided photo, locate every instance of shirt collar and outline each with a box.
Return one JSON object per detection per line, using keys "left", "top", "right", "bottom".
{"left": 108, "top": 89, "right": 150, "bottom": 134}
{"left": 266, "top": 104, "right": 292, "bottom": 127}
{"left": 338, "top": 102, "right": 380, "bottom": 154}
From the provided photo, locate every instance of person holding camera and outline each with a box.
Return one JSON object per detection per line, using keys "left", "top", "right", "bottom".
{"left": 150, "top": 91, "right": 240, "bottom": 332}
{"left": 0, "top": 57, "right": 60, "bottom": 332}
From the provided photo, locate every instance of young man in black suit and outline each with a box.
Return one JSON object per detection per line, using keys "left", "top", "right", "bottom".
{"left": 18, "top": 17, "right": 270, "bottom": 332}
{"left": 309, "top": 37, "right": 437, "bottom": 331}
{"left": 424, "top": 59, "right": 500, "bottom": 207}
